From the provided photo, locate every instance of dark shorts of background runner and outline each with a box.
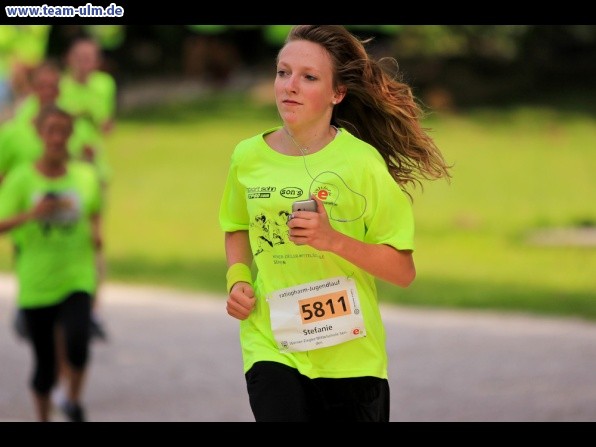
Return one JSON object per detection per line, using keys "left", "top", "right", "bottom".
{"left": 22, "top": 291, "right": 92, "bottom": 394}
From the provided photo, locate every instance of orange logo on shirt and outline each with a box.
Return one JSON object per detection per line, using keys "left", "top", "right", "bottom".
{"left": 314, "top": 187, "right": 331, "bottom": 201}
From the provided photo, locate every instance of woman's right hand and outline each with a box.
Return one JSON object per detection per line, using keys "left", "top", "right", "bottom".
{"left": 32, "top": 194, "right": 60, "bottom": 220}
{"left": 226, "top": 282, "right": 256, "bottom": 320}
{"left": 0, "top": 195, "right": 60, "bottom": 233}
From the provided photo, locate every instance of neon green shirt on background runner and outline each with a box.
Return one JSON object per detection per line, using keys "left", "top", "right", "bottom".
{"left": 0, "top": 116, "right": 42, "bottom": 177}
{"left": 0, "top": 161, "right": 101, "bottom": 308}
{"left": 58, "top": 71, "right": 116, "bottom": 184}
{"left": 219, "top": 127, "right": 415, "bottom": 380}
{"left": 58, "top": 70, "right": 116, "bottom": 131}
{"left": 0, "top": 100, "right": 107, "bottom": 181}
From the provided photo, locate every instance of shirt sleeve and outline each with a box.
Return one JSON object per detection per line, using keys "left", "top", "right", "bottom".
{"left": 76, "top": 162, "right": 103, "bottom": 215}
{"left": 0, "top": 123, "right": 15, "bottom": 176}
{"left": 94, "top": 72, "right": 117, "bottom": 124}
{"left": 0, "top": 166, "right": 26, "bottom": 219}
{"left": 362, "top": 159, "right": 415, "bottom": 251}
{"left": 219, "top": 149, "right": 249, "bottom": 232}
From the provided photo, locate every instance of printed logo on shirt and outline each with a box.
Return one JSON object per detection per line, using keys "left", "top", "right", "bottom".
{"left": 247, "top": 186, "right": 276, "bottom": 199}
{"left": 279, "top": 187, "right": 303, "bottom": 199}
{"left": 36, "top": 190, "right": 82, "bottom": 236}
{"left": 313, "top": 186, "right": 332, "bottom": 202}
{"left": 251, "top": 209, "right": 291, "bottom": 256}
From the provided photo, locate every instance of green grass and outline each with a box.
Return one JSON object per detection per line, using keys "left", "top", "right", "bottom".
{"left": 1, "top": 92, "right": 595, "bottom": 321}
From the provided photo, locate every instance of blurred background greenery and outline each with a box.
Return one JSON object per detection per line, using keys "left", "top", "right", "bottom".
{"left": 1, "top": 25, "right": 595, "bottom": 321}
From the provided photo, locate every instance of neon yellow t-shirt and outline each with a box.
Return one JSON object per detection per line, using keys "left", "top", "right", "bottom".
{"left": 68, "top": 116, "right": 111, "bottom": 184}
{"left": 58, "top": 70, "right": 116, "bottom": 129}
{"left": 0, "top": 161, "right": 102, "bottom": 308}
{"left": 11, "top": 95, "right": 39, "bottom": 124}
{"left": 0, "top": 116, "right": 43, "bottom": 177}
{"left": 1, "top": 97, "right": 111, "bottom": 184}
{"left": 58, "top": 71, "right": 115, "bottom": 184}
{"left": 219, "top": 127, "right": 415, "bottom": 379}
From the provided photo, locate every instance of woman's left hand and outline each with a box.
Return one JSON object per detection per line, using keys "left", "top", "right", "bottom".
{"left": 287, "top": 195, "right": 337, "bottom": 251}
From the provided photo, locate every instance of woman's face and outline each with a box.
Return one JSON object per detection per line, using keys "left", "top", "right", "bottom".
{"left": 33, "top": 69, "right": 60, "bottom": 106}
{"left": 275, "top": 40, "right": 337, "bottom": 129}
{"left": 38, "top": 114, "right": 72, "bottom": 163}
{"left": 68, "top": 41, "right": 100, "bottom": 78}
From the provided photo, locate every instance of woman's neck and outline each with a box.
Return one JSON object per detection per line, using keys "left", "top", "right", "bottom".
{"left": 36, "top": 158, "right": 67, "bottom": 178}
{"left": 283, "top": 124, "right": 338, "bottom": 155}
{"left": 72, "top": 70, "right": 91, "bottom": 84}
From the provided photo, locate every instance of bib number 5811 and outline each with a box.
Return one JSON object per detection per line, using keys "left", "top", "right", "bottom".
{"left": 299, "top": 290, "right": 351, "bottom": 324}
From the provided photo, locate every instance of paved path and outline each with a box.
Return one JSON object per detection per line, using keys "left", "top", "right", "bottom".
{"left": 1, "top": 273, "right": 596, "bottom": 422}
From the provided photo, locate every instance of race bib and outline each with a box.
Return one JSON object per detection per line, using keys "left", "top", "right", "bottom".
{"left": 267, "top": 276, "right": 366, "bottom": 352}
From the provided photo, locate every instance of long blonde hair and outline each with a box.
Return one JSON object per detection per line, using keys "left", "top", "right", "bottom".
{"left": 285, "top": 25, "right": 452, "bottom": 198}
